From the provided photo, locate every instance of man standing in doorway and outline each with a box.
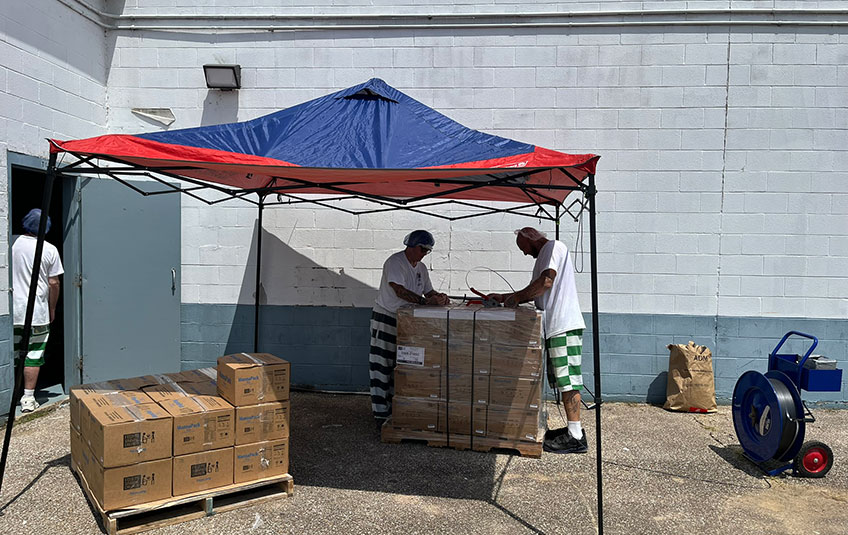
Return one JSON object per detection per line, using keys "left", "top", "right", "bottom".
{"left": 369, "top": 230, "right": 449, "bottom": 425}
{"left": 12, "top": 209, "right": 63, "bottom": 413}
{"left": 487, "top": 227, "right": 587, "bottom": 454}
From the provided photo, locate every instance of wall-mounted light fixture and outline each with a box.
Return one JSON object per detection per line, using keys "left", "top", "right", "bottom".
{"left": 203, "top": 64, "right": 241, "bottom": 90}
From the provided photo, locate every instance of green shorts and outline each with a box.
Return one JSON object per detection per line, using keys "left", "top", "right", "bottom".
{"left": 546, "top": 329, "right": 584, "bottom": 392}
{"left": 13, "top": 325, "right": 50, "bottom": 367}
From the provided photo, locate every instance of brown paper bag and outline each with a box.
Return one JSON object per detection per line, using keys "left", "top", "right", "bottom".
{"left": 663, "top": 341, "right": 717, "bottom": 413}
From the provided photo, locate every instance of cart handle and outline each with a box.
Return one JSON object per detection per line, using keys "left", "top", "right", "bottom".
{"left": 771, "top": 331, "right": 818, "bottom": 368}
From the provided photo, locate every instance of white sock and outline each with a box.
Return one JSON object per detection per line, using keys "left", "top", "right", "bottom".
{"left": 568, "top": 421, "right": 583, "bottom": 439}
{"left": 23, "top": 389, "right": 34, "bottom": 398}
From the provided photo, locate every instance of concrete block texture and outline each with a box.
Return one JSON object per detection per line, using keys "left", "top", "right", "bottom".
{"left": 2, "top": 3, "right": 847, "bottom": 347}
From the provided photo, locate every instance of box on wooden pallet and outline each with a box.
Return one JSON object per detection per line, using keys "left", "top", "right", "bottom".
{"left": 235, "top": 401, "right": 290, "bottom": 445}
{"left": 83, "top": 402, "right": 173, "bottom": 468}
{"left": 70, "top": 382, "right": 122, "bottom": 432}
{"left": 396, "top": 338, "right": 445, "bottom": 369}
{"left": 483, "top": 404, "right": 542, "bottom": 442}
{"left": 391, "top": 396, "right": 476, "bottom": 434}
{"left": 394, "top": 368, "right": 489, "bottom": 404}
{"left": 180, "top": 380, "right": 218, "bottom": 397}
{"left": 73, "top": 428, "right": 172, "bottom": 510}
{"left": 159, "top": 396, "right": 235, "bottom": 456}
{"left": 217, "top": 353, "right": 290, "bottom": 406}
{"left": 490, "top": 345, "right": 543, "bottom": 378}
{"left": 172, "top": 447, "right": 234, "bottom": 496}
{"left": 396, "top": 306, "right": 447, "bottom": 343}
{"left": 488, "top": 376, "right": 542, "bottom": 409}
{"left": 76, "top": 390, "right": 153, "bottom": 434}
{"left": 233, "top": 439, "right": 289, "bottom": 484}
{"left": 142, "top": 382, "right": 188, "bottom": 403}
{"left": 178, "top": 368, "right": 217, "bottom": 383}
{"left": 475, "top": 307, "right": 542, "bottom": 347}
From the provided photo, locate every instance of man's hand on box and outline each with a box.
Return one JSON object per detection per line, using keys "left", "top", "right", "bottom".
{"left": 503, "top": 294, "right": 519, "bottom": 308}
{"left": 426, "top": 293, "right": 450, "bottom": 306}
{"left": 486, "top": 293, "right": 504, "bottom": 304}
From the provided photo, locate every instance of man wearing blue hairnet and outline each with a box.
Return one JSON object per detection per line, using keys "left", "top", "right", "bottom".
{"left": 12, "top": 209, "right": 64, "bottom": 413}
{"left": 369, "top": 230, "right": 449, "bottom": 424}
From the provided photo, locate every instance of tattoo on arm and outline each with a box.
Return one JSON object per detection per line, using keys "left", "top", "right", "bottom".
{"left": 390, "top": 282, "right": 423, "bottom": 304}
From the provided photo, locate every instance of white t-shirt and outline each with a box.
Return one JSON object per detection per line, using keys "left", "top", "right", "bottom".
{"left": 532, "top": 239, "right": 585, "bottom": 337}
{"left": 12, "top": 235, "right": 64, "bottom": 326}
{"left": 375, "top": 251, "right": 433, "bottom": 314}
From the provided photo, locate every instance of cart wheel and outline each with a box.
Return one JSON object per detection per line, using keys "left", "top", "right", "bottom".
{"left": 794, "top": 441, "right": 833, "bottom": 478}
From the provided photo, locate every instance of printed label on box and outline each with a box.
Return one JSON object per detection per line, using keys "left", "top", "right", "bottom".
{"left": 397, "top": 346, "right": 425, "bottom": 367}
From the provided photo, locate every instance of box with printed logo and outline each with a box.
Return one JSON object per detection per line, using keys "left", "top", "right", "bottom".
{"left": 233, "top": 439, "right": 289, "bottom": 484}
{"left": 78, "top": 391, "right": 154, "bottom": 439}
{"left": 234, "top": 401, "right": 290, "bottom": 445}
{"left": 217, "top": 353, "right": 290, "bottom": 406}
{"left": 82, "top": 451, "right": 172, "bottom": 510}
{"left": 159, "top": 396, "right": 235, "bottom": 456}
{"left": 172, "top": 447, "right": 234, "bottom": 496}
{"left": 84, "top": 402, "right": 173, "bottom": 468}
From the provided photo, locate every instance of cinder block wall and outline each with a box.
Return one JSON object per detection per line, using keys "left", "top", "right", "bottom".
{"left": 3, "top": 1, "right": 847, "bottom": 406}
{"left": 103, "top": 1, "right": 848, "bottom": 404}
{"left": 0, "top": 0, "right": 108, "bottom": 409}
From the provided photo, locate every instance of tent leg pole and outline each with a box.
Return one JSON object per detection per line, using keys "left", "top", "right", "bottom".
{"left": 587, "top": 174, "right": 603, "bottom": 534}
{"left": 555, "top": 204, "right": 560, "bottom": 240}
{"left": 254, "top": 197, "right": 264, "bottom": 353}
{"left": 0, "top": 153, "right": 57, "bottom": 496}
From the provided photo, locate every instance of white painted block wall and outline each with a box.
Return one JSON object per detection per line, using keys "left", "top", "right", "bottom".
{"left": 4, "top": 1, "right": 848, "bottom": 321}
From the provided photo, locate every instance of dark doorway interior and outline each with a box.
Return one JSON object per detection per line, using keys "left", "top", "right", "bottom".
{"left": 10, "top": 166, "right": 65, "bottom": 392}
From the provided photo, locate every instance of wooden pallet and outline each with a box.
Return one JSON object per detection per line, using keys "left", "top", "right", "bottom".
{"left": 381, "top": 419, "right": 542, "bottom": 458}
{"left": 71, "top": 459, "right": 293, "bottom": 535}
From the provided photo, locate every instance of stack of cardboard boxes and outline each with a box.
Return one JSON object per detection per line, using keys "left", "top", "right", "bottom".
{"left": 389, "top": 305, "right": 544, "bottom": 445}
{"left": 70, "top": 353, "right": 290, "bottom": 511}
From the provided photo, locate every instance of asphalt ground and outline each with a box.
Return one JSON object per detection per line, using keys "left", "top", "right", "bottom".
{"left": 0, "top": 392, "right": 846, "bottom": 535}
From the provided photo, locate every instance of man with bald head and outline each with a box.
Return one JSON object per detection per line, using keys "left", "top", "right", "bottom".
{"left": 488, "top": 227, "right": 587, "bottom": 454}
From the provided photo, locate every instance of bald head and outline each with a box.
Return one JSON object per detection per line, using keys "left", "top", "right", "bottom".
{"left": 515, "top": 227, "right": 548, "bottom": 258}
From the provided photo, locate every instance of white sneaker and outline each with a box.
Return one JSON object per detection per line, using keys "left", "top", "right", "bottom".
{"left": 20, "top": 396, "right": 39, "bottom": 413}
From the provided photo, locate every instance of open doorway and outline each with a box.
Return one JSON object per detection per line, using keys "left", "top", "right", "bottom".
{"left": 9, "top": 164, "right": 66, "bottom": 402}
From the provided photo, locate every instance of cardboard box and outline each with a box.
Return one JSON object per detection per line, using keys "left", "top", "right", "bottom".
{"left": 178, "top": 368, "right": 217, "bottom": 383}
{"left": 490, "top": 345, "right": 543, "bottom": 378}
{"left": 394, "top": 369, "right": 489, "bottom": 404}
{"left": 180, "top": 380, "right": 218, "bottom": 397}
{"left": 391, "top": 396, "right": 439, "bottom": 431}
{"left": 488, "top": 376, "right": 542, "bottom": 409}
{"left": 172, "top": 448, "right": 234, "bottom": 496}
{"left": 70, "top": 427, "right": 86, "bottom": 472}
{"left": 446, "top": 341, "right": 491, "bottom": 375}
{"left": 86, "top": 455, "right": 172, "bottom": 510}
{"left": 396, "top": 306, "right": 448, "bottom": 343}
{"left": 143, "top": 382, "right": 189, "bottom": 403}
{"left": 396, "top": 338, "right": 445, "bottom": 369}
{"left": 391, "top": 397, "right": 475, "bottom": 434}
{"left": 84, "top": 402, "right": 173, "bottom": 468}
{"left": 217, "top": 353, "right": 290, "bottom": 406}
{"left": 78, "top": 391, "right": 154, "bottom": 438}
{"left": 159, "top": 396, "right": 235, "bottom": 456}
{"left": 233, "top": 439, "right": 289, "bottom": 484}
{"left": 484, "top": 404, "right": 541, "bottom": 442}
{"left": 476, "top": 307, "right": 542, "bottom": 346}
{"left": 235, "top": 401, "right": 290, "bottom": 445}
{"left": 394, "top": 368, "right": 441, "bottom": 399}
{"left": 70, "top": 381, "right": 121, "bottom": 432}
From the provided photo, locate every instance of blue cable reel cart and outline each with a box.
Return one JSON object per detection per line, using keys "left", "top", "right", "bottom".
{"left": 732, "top": 331, "right": 843, "bottom": 477}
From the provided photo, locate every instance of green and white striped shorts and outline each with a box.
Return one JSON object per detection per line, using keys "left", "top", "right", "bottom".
{"left": 14, "top": 325, "right": 50, "bottom": 367}
{"left": 546, "top": 329, "right": 584, "bottom": 392}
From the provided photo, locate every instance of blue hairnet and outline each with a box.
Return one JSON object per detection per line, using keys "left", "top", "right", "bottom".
{"left": 22, "top": 209, "right": 50, "bottom": 235}
{"left": 403, "top": 230, "right": 435, "bottom": 249}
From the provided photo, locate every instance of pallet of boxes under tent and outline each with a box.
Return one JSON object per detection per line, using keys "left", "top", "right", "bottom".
{"left": 71, "top": 459, "right": 294, "bottom": 535}
{"left": 381, "top": 418, "right": 543, "bottom": 459}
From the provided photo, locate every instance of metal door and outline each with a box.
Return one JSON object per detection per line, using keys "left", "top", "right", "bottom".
{"left": 78, "top": 178, "right": 180, "bottom": 382}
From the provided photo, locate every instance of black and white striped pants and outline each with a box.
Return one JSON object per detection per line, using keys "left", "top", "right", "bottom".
{"left": 369, "top": 305, "right": 397, "bottom": 420}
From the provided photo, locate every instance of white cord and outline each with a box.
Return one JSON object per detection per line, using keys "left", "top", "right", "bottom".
{"left": 464, "top": 266, "right": 516, "bottom": 294}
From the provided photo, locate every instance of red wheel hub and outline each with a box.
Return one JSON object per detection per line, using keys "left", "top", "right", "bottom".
{"left": 802, "top": 447, "right": 829, "bottom": 473}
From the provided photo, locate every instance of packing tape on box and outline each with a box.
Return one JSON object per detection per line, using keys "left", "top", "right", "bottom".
{"left": 123, "top": 405, "right": 147, "bottom": 455}
{"left": 193, "top": 396, "right": 217, "bottom": 447}
{"left": 240, "top": 353, "right": 267, "bottom": 401}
